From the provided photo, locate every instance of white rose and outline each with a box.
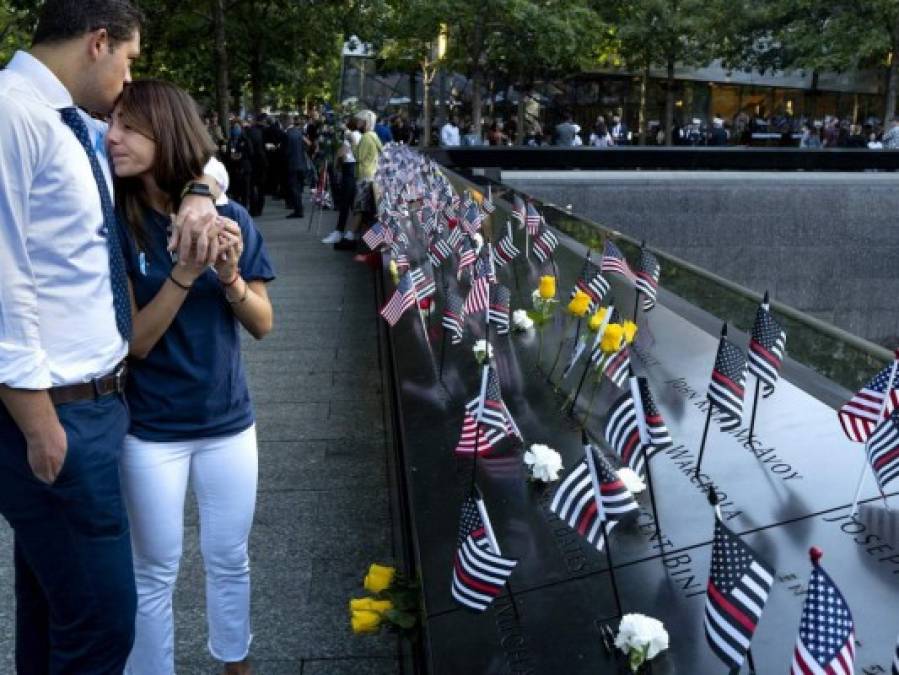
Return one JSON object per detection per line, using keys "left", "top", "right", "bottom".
{"left": 616, "top": 468, "right": 646, "bottom": 494}
{"left": 523, "top": 444, "right": 563, "bottom": 482}
{"left": 472, "top": 339, "right": 493, "bottom": 363}
{"left": 512, "top": 309, "right": 534, "bottom": 331}
{"left": 473, "top": 232, "right": 484, "bottom": 254}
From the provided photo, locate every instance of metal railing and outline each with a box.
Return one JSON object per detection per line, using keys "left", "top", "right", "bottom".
{"left": 425, "top": 146, "right": 899, "bottom": 172}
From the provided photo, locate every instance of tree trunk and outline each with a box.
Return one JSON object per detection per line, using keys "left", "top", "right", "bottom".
{"left": 409, "top": 69, "right": 417, "bottom": 123}
{"left": 638, "top": 61, "right": 649, "bottom": 145}
{"left": 886, "top": 47, "right": 899, "bottom": 123}
{"left": 664, "top": 55, "right": 675, "bottom": 146}
{"left": 250, "top": 48, "right": 264, "bottom": 114}
{"left": 471, "top": 69, "right": 483, "bottom": 141}
{"left": 212, "top": 0, "right": 229, "bottom": 135}
{"left": 421, "top": 63, "right": 432, "bottom": 148}
{"left": 516, "top": 88, "right": 526, "bottom": 145}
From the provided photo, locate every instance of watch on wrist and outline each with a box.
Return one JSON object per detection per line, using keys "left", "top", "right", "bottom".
{"left": 181, "top": 181, "right": 216, "bottom": 201}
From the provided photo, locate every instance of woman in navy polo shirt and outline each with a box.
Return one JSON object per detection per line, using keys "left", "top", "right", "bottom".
{"left": 108, "top": 80, "right": 274, "bottom": 675}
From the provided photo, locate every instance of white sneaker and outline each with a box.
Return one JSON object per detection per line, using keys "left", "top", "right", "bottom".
{"left": 321, "top": 231, "right": 342, "bottom": 244}
{"left": 343, "top": 231, "right": 356, "bottom": 241}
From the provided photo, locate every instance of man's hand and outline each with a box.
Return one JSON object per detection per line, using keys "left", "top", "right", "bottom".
{"left": 26, "top": 419, "right": 67, "bottom": 484}
{"left": 169, "top": 211, "right": 222, "bottom": 269}
{"left": 168, "top": 191, "right": 222, "bottom": 261}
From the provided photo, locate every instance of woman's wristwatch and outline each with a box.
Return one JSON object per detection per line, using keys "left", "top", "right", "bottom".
{"left": 181, "top": 181, "right": 216, "bottom": 201}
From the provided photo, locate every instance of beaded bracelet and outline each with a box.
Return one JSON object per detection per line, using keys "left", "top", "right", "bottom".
{"left": 168, "top": 271, "right": 192, "bottom": 291}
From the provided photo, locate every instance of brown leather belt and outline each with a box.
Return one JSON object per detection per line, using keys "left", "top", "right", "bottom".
{"left": 48, "top": 362, "right": 128, "bottom": 406}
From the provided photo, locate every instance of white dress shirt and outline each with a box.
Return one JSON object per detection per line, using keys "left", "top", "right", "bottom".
{"left": 440, "top": 123, "right": 461, "bottom": 147}
{"left": 0, "top": 51, "right": 128, "bottom": 388}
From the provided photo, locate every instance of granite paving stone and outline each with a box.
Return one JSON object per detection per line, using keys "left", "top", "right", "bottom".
{"left": 0, "top": 202, "right": 399, "bottom": 674}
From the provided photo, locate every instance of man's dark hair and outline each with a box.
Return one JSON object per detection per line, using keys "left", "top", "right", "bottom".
{"left": 33, "top": 0, "right": 143, "bottom": 48}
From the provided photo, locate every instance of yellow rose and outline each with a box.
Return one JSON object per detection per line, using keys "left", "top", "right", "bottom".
{"left": 567, "top": 290, "right": 591, "bottom": 317}
{"left": 363, "top": 563, "right": 396, "bottom": 593}
{"left": 388, "top": 260, "right": 399, "bottom": 285}
{"left": 600, "top": 323, "right": 625, "bottom": 354}
{"left": 349, "top": 598, "right": 393, "bottom": 613}
{"left": 623, "top": 320, "right": 638, "bottom": 344}
{"left": 351, "top": 609, "right": 382, "bottom": 634}
{"left": 588, "top": 307, "right": 608, "bottom": 332}
{"left": 538, "top": 276, "right": 556, "bottom": 299}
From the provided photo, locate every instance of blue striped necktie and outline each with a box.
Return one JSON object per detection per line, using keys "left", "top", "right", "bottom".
{"left": 59, "top": 107, "right": 132, "bottom": 341}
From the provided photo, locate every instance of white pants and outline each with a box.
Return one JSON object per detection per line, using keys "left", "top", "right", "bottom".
{"left": 120, "top": 425, "right": 258, "bottom": 674}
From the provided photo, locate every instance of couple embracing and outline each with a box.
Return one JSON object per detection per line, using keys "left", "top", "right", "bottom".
{"left": 0, "top": 1, "right": 275, "bottom": 673}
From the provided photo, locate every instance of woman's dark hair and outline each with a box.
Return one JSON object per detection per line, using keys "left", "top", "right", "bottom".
{"left": 113, "top": 80, "right": 215, "bottom": 251}
{"left": 594, "top": 119, "right": 608, "bottom": 136}
{"left": 33, "top": 0, "right": 143, "bottom": 48}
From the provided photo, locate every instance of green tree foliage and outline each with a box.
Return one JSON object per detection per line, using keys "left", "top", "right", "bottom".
{"left": 723, "top": 0, "right": 899, "bottom": 121}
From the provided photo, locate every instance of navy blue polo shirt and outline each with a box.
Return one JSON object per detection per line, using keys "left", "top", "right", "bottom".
{"left": 118, "top": 201, "right": 275, "bottom": 441}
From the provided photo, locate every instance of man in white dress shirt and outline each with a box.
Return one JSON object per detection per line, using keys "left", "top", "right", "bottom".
{"left": 440, "top": 115, "right": 461, "bottom": 147}
{"left": 0, "top": 1, "right": 223, "bottom": 671}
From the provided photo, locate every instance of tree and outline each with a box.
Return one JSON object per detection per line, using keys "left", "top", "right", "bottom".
{"left": 722, "top": 0, "right": 899, "bottom": 123}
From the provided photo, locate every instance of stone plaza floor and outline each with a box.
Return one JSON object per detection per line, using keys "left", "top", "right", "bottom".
{"left": 0, "top": 202, "right": 402, "bottom": 674}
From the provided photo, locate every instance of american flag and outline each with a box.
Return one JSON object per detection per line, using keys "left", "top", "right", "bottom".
{"left": 635, "top": 248, "right": 660, "bottom": 311}
{"left": 638, "top": 377, "right": 674, "bottom": 455}
{"left": 532, "top": 227, "right": 559, "bottom": 264}
{"left": 394, "top": 250, "right": 409, "bottom": 274}
{"left": 488, "top": 285, "right": 511, "bottom": 335}
{"left": 442, "top": 292, "right": 465, "bottom": 345}
{"left": 409, "top": 266, "right": 436, "bottom": 300}
{"left": 605, "top": 390, "right": 644, "bottom": 477}
{"left": 790, "top": 556, "right": 855, "bottom": 675}
{"left": 446, "top": 223, "right": 464, "bottom": 252}
{"left": 600, "top": 240, "right": 635, "bottom": 281}
{"left": 708, "top": 337, "right": 747, "bottom": 433}
{"left": 866, "top": 409, "right": 899, "bottom": 490}
{"left": 480, "top": 245, "right": 497, "bottom": 285}
{"left": 573, "top": 268, "right": 610, "bottom": 312}
{"left": 379, "top": 274, "right": 416, "bottom": 327}
{"left": 511, "top": 194, "right": 526, "bottom": 229}
{"left": 428, "top": 237, "right": 453, "bottom": 268}
{"left": 601, "top": 345, "right": 631, "bottom": 389}
{"left": 748, "top": 302, "right": 787, "bottom": 398}
{"left": 461, "top": 201, "right": 483, "bottom": 235}
{"left": 362, "top": 222, "right": 387, "bottom": 250}
{"left": 494, "top": 226, "right": 520, "bottom": 267}
{"left": 451, "top": 495, "right": 517, "bottom": 612}
{"left": 549, "top": 443, "right": 638, "bottom": 552}
{"left": 838, "top": 354, "right": 899, "bottom": 443}
{"left": 456, "top": 239, "right": 477, "bottom": 280}
{"left": 525, "top": 202, "right": 542, "bottom": 236}
{"left": 455, "top": 366, "right": 519, "bottom": 455}
{"left": 482, "top": 196, "right": 496, "bottom": 214}
{"left": 463, "top": 258, "right": 491, "bottom": 315}
{"left": 704, "top": 517, "right": 775, "bottom": 671}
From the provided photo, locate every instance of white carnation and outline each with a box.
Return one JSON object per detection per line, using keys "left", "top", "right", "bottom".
{"left": 616, "top": 468, "right": 646, "bottom": 494}
{"left": 512, "top": 309, "right": 534, "bottom": 331}
{"left": 472, "top": 339, "right": 493, "bottom": 363}
{"left": 473, "top": 232, "right": 484, "bottom": 254}
{"left": 615, "top": 613, "right": 669, "bottom": 663}
{"left": 523, "top": 444, "right": 563, "bottom": 482}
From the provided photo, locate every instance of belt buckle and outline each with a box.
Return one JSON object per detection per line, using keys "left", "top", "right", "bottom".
{"left": 113, "top": 363, "right": 127, "bottom": 394}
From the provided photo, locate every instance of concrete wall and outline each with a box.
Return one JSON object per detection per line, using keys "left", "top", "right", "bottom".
{"left": 503, "top": 171, "right": 899, "bottom": 346}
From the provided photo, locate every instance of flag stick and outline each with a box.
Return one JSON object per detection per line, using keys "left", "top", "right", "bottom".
{"left": 632, "top": 241, "right": 645, "bottom": 323}
{"left": 748, "top": 291, "right": 770, "bottom": 445}
{"left": 567, "top": 359, "right": 593, "bottom": 418}
{"left": 438, "top": 322, "right": 448, "bottom": 383}
{"left": 748, "top": 377, "right": 761, "bottom": 444}
{"left": 583, "top": 432, "right": 624, "bottom": 619}
{"left": 746, "top": 648, "right": 758, "bottom": 674}
{"left": 469, "top": 364, "right": 491, "bottom": 494}
{"left": 547, "top": 316, "right": 573, "bottom": 382}
{"left": 552, "top": 317, "right": 582, "bottom": 383}
{"left": 631, "top": 373, "right": 663, "bottom": 548}
{"left": 475, "top": 488, "right": 522, "bottom": 622}
{"left": 695, "top": 323, "right": 728, "bottom": 481}
{"left": 568, "top": 305, "right": 613, "bottom": 418}
{"left": 507, "top": 220, "right": 520, "bottom": 291}
{"left": 850, "top": 353, "right": 899, "bottom": 515}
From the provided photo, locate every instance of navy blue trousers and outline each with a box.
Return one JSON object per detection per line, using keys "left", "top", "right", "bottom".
{"left": 0, "top": 394, "right": 135, "bottom": 674}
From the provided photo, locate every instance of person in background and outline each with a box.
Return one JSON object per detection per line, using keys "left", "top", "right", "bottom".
{"left": 440, "top": 115, "right": 461, "bottom": 147}
{"left": 322, "top": 116, "right": 359, "bottom": 245}
{"left": 245, "top": 114, "right": 268, "bottom": 216}
{"left": 708, "top": 117, "right": 728, "bottom": 146}
{"left": 391, "top": 114, "right": 411, "bottom": 144}
{"left": 461, "top": 120, "right": 483, "bottom": 146}
{"left": 487, "top": 120, "right": 510, "bottom": 146}
{"left": 799, "top": 122, "right": 822, "bottom": 149}
{"left": 610, "top": 114, "right": 630, "bottom": 145}
{"left": 284, "top": 114, "right": 310, "bottom": 219}
{"left": 554, "top": 111, "right": 578, "bottom": 146}
{"left": 589, "top": 117, "right": 613, "bottom": 147}
{"left": 336, "top": 109, "right": 382, "bottom": 250}
{"left": 374, "top": 115, "right": 393, "bottom": 144}
{"left": 108, "top": 79, "right": 275, "bottom": 675}
{"left": 882, "top": 115, "right": 899, "bottom": 149}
